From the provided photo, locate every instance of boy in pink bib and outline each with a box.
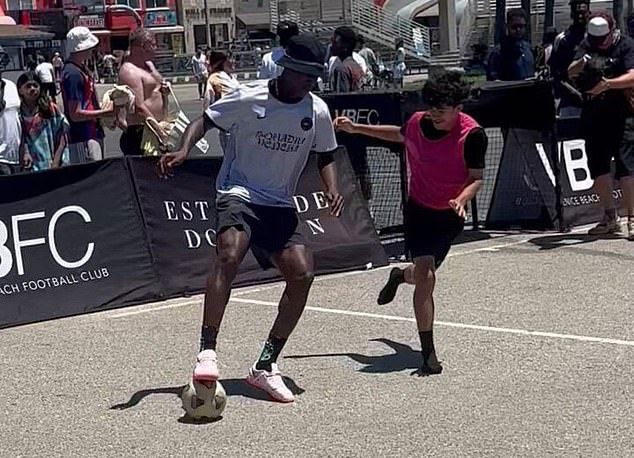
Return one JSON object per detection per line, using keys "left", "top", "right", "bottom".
{"left": 334, "top": 71, "right": 487, "bottom": 374}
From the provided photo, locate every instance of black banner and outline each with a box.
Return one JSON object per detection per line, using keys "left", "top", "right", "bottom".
{"left": 129, "top": 148, "right": 388, "bottom": 297}
{"left": 486, "top": 129, "right": 559, "bottom": 229}
{"left": 321, "top": 93, "right": 406, "bottom": 233}
{"left": 554, "top": 119, "right": 624, "bottom": 227}
{"left": 0, "top": 152, "right": 386, "bottom": 328}
{"left": 0, "top": 161, "right": 160, "bottom": 328}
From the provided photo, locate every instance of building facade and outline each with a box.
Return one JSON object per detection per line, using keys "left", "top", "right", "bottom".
{"left": 235, "top": 0, "right": 270, "bottom": 36}
{"left": 178, "top": 0, "right": 234, "bottom": 53}
{"left": 0, "top": 0, "right": 187, "bottom": 56}
{"left": 1, "top": 0, "right": 67, "bottom": 59}
{"left": 101, "top": 0, "right": 184, "bottom": 54}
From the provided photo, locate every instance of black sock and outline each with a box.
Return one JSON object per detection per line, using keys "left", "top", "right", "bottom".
{"left": 419, "top": 330, "right": 435, "bottom": 362}
{"left": 200, "top": 326, "right": 218, "bottom": 351}
{"left": 255, "top": 335, "right": 287, "bottom": 371}
{"left": 393, "top": 267, "right": 405, "bottom": 284}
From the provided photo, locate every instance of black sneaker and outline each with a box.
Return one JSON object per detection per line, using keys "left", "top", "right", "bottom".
{"left": 419, "top": 351, "right": 443, "bottom": 375}
{"left": 377, "top": 268, "right": 404, "bottom": 305}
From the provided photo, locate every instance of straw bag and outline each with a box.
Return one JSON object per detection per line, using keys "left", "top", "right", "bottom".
{"left": 141, "top": 85, "right": 209, "bottom": 156}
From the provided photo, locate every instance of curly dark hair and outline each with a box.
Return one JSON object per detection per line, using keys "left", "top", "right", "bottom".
{"left": 421, "top": 70, "right": 471, "bottom": 108}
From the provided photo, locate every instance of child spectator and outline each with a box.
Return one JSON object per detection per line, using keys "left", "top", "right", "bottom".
{"left": 18, "top": 72, "right": 69, "bottom": 171}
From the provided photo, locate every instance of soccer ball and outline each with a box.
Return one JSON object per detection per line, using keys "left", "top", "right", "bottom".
{"left": 180, "top": 380, "right": 227, "bottom": 420}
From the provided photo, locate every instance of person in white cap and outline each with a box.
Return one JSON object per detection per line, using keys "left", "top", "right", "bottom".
{"left": 568, "top": 13, "right": 634, "bottom": 240}
{"left": 61, "top": 26, "right": 113, "bottom": 165}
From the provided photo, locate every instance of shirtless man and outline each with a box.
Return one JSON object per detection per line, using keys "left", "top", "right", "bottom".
{"left": 118, "top": 29, "right": 169, "bottom": 155}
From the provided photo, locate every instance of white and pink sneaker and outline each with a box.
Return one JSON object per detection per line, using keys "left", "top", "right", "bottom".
{"left": 245, "top": 363, "right": 295, "bottom": 403}
{"left": 192, "top": 349, "right": 220, "bottom": 382}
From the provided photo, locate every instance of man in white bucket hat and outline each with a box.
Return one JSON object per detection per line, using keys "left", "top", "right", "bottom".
{"left": 61, "top": 26, "right": 113, "bottom": 165}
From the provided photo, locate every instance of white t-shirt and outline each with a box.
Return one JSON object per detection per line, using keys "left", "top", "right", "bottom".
{"left": 258, "top": 47, "right": 285, "bottom": 80}
{"left": 192, "top": 54, "right": 208, "bottom": 78}
{"left": 205, "top": 80, "right": 338, "bottom": 207}
{"left": 35, "top": 62, "right": 54, "bottom": 83}
{"left": 0, "top": 79, "right": 21, "bottom": 164}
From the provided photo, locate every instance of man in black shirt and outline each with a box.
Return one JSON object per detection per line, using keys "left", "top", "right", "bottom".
{"left": 549, "top": 0, "right": 591, "bottom": 115}
{"left": 569, "top": 14, "right": 634, "bottom": 239}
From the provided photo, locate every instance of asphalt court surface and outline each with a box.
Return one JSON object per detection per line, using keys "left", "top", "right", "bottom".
{"left": 1, "top": 229, "right": 633, "bottom": 457}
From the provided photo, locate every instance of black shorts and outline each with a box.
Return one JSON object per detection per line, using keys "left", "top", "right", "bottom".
{"left": 119, "top": 125, "right": 145, "bottom": 156}
{"left": 581, "top": 113, "right": 630, "bottom": 179}
{"left": 216, "top": 196, "right": 305, "bottom": 264}
{"left": 404, "top": 200, "right": 464, "bottom": 269}
{"left": 618, "top": 117, "right": 634, "bottom": 177}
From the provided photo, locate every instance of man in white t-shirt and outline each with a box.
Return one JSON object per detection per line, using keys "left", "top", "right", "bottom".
{"left": 258, "top": 21, "right": 299, "bottom": 80}
{"left": 35, "top": 55, "right": 56, "bottom": 98}
{"left": 160, "top": 34, "right": 343, "bottom": 403}
{"left": 191, "top": 49, "right": 208, "bottom": 100}
{"left": 0, "top": 73, "right": 22, "bottom": 175}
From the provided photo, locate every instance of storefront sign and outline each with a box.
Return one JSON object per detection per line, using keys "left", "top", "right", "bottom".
{"left": 76, "top": 14, "right": 105, "bottom": 29}
{"left": 185, "top": 7, "right": 232, "bottom": 19}
{"left": 64, "top": 0, "right": 105, "bottom": 14}
{"left": 145, "top": 10, "right": 177, "bottom": 27}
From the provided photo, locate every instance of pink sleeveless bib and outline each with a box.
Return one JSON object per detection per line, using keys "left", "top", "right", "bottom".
{"left": 403, "top": 111, "right": 480, "bottom": 210}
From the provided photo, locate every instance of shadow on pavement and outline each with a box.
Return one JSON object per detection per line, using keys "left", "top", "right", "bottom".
{"left": 529, "top": 233, "right": 621, "bottom": 250}
{"left": 286, "top": 338, "right": 426, "bottom": 376}
{"left": 219, "top": 377, "right": 305, "bottom": 401}
{"left": 109, "top": 376, "right": 305, "bottom": 411}
{"left": 110, "top": 386, "right": 185, "bottom": 410}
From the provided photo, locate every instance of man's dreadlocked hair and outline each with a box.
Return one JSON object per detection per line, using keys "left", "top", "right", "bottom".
{"left": 421, "top": 70, "right": 471, "bottom": 108}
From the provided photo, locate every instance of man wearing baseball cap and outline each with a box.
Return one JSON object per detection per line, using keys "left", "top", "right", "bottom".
{"left": 158, "top": 34, "right": 344, "bottom": 403}
{"left": 568, "top": 14, "right": 634, "bottom": 240}
{"left": 61, "top": 26, "right": 113, "bottom": 165}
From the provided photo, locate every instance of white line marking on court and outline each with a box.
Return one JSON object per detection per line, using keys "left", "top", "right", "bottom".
{"left": 108, "top": 226, "right": 597, "bottom": 319}
{"left": 229, "top": 297, "right": 634, "bottom": 348}
{"left": 109, "top": 300, "right": 200, "bottom": 318}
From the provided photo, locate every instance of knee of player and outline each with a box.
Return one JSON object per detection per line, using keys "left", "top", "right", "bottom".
{"left": 217, "top": 249, "right": 242, "bottom": 267}
{"left": 413, "top": 262, "right": 435, "bottom": 285}
{"left": 289, "top": 269, "right": 315, "bottom": 287}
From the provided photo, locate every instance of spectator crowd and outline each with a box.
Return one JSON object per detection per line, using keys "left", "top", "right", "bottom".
{"left": 0, "top": 10, "right": 632, "bottom": 238}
